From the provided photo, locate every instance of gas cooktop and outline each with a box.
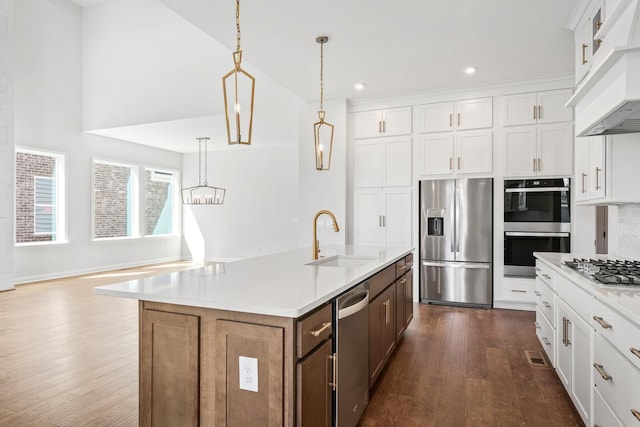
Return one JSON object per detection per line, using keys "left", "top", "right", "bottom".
{"left": 563, "top": 258, "right": 640, "bottom": 286}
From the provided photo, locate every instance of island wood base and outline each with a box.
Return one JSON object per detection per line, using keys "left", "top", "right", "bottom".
{"left": 139, "top": 300, "right": 296, "bottom": 426}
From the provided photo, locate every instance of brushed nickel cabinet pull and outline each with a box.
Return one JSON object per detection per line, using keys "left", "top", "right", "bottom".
{"left": 329, "top": 353, "right": 337, "bottom": 391}
{"left": 631, "top": 347, "right": 640, "bottom": 359}
{"left": 542, "top": 337, "right": 550, "bottom": 346}
{"left": 543, "top": 301, "right": 551, "bottom": 309}
{"left": 457, "top": 157, "right": 461, "bottom": 170}
{"left": 378, "top": 121, "right": 382, "bottom": 134}
{"left": 595, "top": 167, "right": 602, "bottom": 190}
{"left": 511, "top": 289, "right": 526, "bottom": 293}
{"left": 632, "top": 408, "right": 640, "bottom": 421}
{"left": 593, "top": 316, "right": 612, "bottom": 329}
{"left": 399, "top": 265, "right": 406, "bottom": 271}
{"left": 566, "top": 318, "right": 571, "bottom": 346}
{"left": 310, "top": 322, "right": 331, "bottom": 337}
{"left": 562, "top": 317, "right": 567, "bottom": 346}
{"left": 450, "top": 157, "right": 453, "bottom": 170}
{"left": 534, "top": 322, "right": 540, "bottom": 329}
{"left": 543, "top": 274, "right": 551, "bottom": 280}
{"left": 537, "top": 105, "right": 542, "bottom": 120}
{"left": 582, "top": 43, "right": 588, "bottom": 64}
{"left": 534, "top": 290, "right": 541, "bottom": 296}
{"left": 533, "top": 105, "right": 537, "bottom": 120}
{"left": 594, "top": 363, "right": 612, "bottom": 380}
{"left": 382, "top": 120, "right": 386, "bottom": 133}
{"left": 538, "top": 158, "right": 541, "bottom": 172}
{"left": 449, "top": 113, "right": 453, "bottom": 128}
{"left": 401, "top": 279, "right": 407, "bottom": 284}
{"left": 581, "top": 173, "right": 587, "bottom": 193}
{"left": 457, "top": 113, "right": 460, "bottom": 127}
{"left": 533, "top": 158, "right": 537, "bottom": 172}
{"left": 384, "top": 299, "right": 391, "bottom": 325}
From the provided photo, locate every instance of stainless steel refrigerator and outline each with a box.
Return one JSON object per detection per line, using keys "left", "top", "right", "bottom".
{"left": 419, "top": 178, "right": 493, "bottom": 308}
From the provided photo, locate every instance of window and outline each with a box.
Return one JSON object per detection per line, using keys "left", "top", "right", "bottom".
{"left": 93, "top": 160, "right": 138, "bottom": 239}
{"left": 15, "top": 148, "right": 65, "bottom": 244}
{"left": 144, "top": 169, "right": 177, "bottom": 236}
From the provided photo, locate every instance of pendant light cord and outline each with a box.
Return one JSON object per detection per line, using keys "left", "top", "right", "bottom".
{"left": 319, "top": 39, "right": 324, "bottom": 112}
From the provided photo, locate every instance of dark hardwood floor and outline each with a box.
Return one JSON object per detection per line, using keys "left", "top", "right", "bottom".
{"left": 360, "top": 304, "right": 583, "bottom": 427}
{"left": 1, "top": 264, "right": 582, "bottom": 426}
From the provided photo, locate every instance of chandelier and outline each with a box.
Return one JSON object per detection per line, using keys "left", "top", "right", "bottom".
{"left": 181, "top": 137, "right": 226, "bottom": 205}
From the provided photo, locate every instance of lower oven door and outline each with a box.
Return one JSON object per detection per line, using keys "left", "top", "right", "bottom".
{"left": 504, "top": 232, "right": 570, "bottom": 277}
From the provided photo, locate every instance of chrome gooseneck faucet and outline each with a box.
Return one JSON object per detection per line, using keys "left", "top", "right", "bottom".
{"left": 312, "top": 210, "right": 340, "bottom": 260}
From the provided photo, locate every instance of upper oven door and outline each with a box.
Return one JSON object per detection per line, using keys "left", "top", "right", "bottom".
{"left": 504, "top": 178, "right": 570, "bottom": 226}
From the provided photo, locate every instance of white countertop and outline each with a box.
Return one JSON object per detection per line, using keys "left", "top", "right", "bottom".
{"left": 94, "top": 245, "right": 413, "bottom": 318}
{"left": 534, "top": 252, "right": 640, "bottom": 326}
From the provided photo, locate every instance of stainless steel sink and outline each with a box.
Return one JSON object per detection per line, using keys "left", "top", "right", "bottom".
{"left": 306, "top": 255, "right": 376, "bottom": 268}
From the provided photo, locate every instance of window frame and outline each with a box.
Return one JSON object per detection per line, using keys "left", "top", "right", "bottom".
{"left": 91, "top": 159, "right": 139, "bottom": 241}
{"left": 14, "top": 147, "right": 67, "bottom": 246}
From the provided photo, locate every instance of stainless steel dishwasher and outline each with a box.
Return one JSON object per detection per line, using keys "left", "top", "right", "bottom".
{"left": 335, "top": 282, "right": 369, "bottom": 427}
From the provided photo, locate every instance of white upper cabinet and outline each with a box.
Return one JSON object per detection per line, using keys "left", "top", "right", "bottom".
{"left": 353, "top": 107, "right": 412, "bottom": 139}
{"left": 502, "top": 89, "right": 573, "bottom": 126}
{"left": 503, "top": 124, "right": 573, "bottom": 177}
{"left": 354, "top": 137, "right": 412, "bottom": 187}
{"left": 416, "top": 97, "right": 492, "bottom": 133}
{"left": 575, "top": 136, "right": 606, "bottom": 202}
{"left": 575, "top": 10, "right": 593, "bottom": 84}
{"left": 417, "top": 131, "right": 492, "bottom": 176}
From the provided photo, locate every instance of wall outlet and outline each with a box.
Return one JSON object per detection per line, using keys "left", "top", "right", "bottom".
{"left": 239, "top": 356, "right": 258, "bottom": 392}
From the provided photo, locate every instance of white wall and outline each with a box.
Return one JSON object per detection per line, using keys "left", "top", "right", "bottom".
{"left": 297, "top": 99, "right": 348, "bottom": 251}
{"left": 0, "top": 0, "right": 14, "bottom": 291}
{"left": 13, "top": 0, "right": 184, "bottom": 283}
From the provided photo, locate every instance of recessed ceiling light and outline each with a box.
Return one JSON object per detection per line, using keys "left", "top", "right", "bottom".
{"left": 354, "top": 83, "right": 365, "bottom": 91}
{"left": 465, "top": 67, "right": 476, "bottom": 75}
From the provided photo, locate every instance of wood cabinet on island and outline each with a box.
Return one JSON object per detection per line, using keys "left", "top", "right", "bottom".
{"left": 94, "top": 245, "right": 413, "bottom": 426}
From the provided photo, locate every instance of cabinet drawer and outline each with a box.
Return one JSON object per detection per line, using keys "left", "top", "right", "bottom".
{"left": 395, "top": 258, "right": 407, "bottom": 278}
{"left": 535, "top": 260, "right": 555, "bottom": 290}
{"left": 555, "top": 273, "right": 592, "bottom": 323}
{"left": 593, "top": 387, "right": 624, "bottom": 427}
{"left": 535, "top": 307, "right": 555, "bottom": 367}
{"left": 502, "top": 277, "right": 535, "bottom": 303}
{"left": 297, "top": 303, "right": 333, "bottom": 359}
{"left": 535, "top": 278, "right": 555, "bottom": 327}
{"left": 592, "top": 298, "right": 640, "bottom": 372}
{"left": 369, "top": 264, "right": 397, "bottom": 300}
{"left": 593, "top": 333, "right": 640, "bottom": 427}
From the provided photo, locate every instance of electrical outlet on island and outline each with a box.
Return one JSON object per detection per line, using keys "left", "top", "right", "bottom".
{"left": 239, "top": 356, "right": 258, "bottom": 392}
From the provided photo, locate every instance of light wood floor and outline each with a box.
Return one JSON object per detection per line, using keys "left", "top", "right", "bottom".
{"left": 1, "top": 263, "right": 582, "bottom": 426}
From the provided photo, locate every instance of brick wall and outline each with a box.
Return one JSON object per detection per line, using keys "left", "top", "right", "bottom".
{"left": 93, "top": 162, "right": 132, "bottom": 238}
{"left": 144, "top": 170, "right": 171, "bottom": 235}
{"left": 15, "top": 152, "right": 56, "bottom": 243}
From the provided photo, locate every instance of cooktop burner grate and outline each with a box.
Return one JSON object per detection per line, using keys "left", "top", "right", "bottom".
{"left": 563, "top": 258, "right": 640, "bottom": 286}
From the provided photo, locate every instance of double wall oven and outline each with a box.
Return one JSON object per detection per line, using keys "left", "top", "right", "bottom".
{"left": 504, "top": 178, "right": 571, "bottom": 277}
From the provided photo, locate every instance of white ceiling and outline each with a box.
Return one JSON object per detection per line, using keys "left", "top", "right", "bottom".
{"left": 72, "top": 0, "right": 578, "bottom": 152}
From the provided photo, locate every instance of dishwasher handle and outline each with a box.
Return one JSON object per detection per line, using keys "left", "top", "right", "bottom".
{"left": 338, "top": 290, "right": 369, "bottom": 320}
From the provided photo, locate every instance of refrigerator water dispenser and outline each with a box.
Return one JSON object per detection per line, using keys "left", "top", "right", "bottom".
{"left": 426, "top": 208, "right": 445, "bottom": 236}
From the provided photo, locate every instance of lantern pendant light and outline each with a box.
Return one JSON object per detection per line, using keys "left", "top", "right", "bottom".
{"left": 314, "top": 36, "right": 334, "bottom": 171}
{"left": 222, "top": 0, "right": 255, "bottom": 145}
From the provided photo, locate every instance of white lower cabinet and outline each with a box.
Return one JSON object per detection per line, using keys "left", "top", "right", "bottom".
{"left": 354, "top": 187, "right": 411, "bottom": 247}
{"left": 555, "top": 298, "right": 591, "bottom": 425}
{"left": 535, "top": 307, "right": 555, "bottom": 365}
{"left": 593, "top": 387, "right": 624, "bottom": 427}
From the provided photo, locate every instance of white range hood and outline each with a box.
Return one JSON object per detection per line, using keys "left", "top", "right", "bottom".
{"left": 567, "top": 0, "right": 640, "bottom": 137}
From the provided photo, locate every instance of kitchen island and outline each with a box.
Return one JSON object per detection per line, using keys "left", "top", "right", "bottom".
{"left": 94, "top": 245, "right": 413, "bottom": 426}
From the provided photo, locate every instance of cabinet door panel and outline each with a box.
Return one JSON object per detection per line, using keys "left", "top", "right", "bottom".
{"left": 417, "top": 134, "right": 453, "bottom": 176}
{"left": 556, "top": 300, "right": 572, "bottom": 392}
{"left": 353, "top": 110, "right": 382, "bottom": 139}
{"left": 455, "top": 130, "right": 493, "bottom": 174}
{"left": 355, "top": 139, "right": 382, "bottom": 187}
{"left": 416, "top": 102, "right": 454, "bottom": 133}
{"left": 140, "top": 310, "right": 200, "bottom": 427}
{"left": 383, "top": 189, "right": 412, "bottom": 247}
{"left": 502, "top": 93, "right": 537, "bottom": 126}
{"left": 538, "top": 89, "right": 573, "bottom": 124}
{"left": 503, "top": 127, "right": 537, "bottom": 176}
{"left": 574, "top": 138, "right": 590, "bottom": 202}
{"left": 395, "top": 280, "right": 405, "bottom": 340}
{"left": 570, "top": 312, "right": 591, "bottom": 425}
{"left": 383, "top": 137, "right": 412, "bottom": 186}
{"left": 537, "top": 124, "right": 573, "bottom": 176}
{"left": 369, "top": 296, "right": 384, "bottom": 384}
{"left": 456, "top": 97, "right": 493, "bottom": 130}
{"left": 589, "top": 136, "right": 606, "bottom": 199}
{"left": 297, "top": 339, "right": 333, "bottom": 427}
{"left": 382, "top": 107, "right": 412, "bottom": 136}
{"left": 355, "top": 190, "right": 383, "bottom": 246}
{"left": 216, "top": 320, "right": 284, "bottom": 427}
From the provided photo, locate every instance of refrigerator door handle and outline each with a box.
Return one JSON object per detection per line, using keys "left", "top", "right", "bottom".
{"left": 505, "top": 232, "right": 570, "bottom": 238}
{"left": 455, "top": 188, "right": 461, "bottom": 253}
{"left": 422, "top": 261, "right": 491, "bottom": 269}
